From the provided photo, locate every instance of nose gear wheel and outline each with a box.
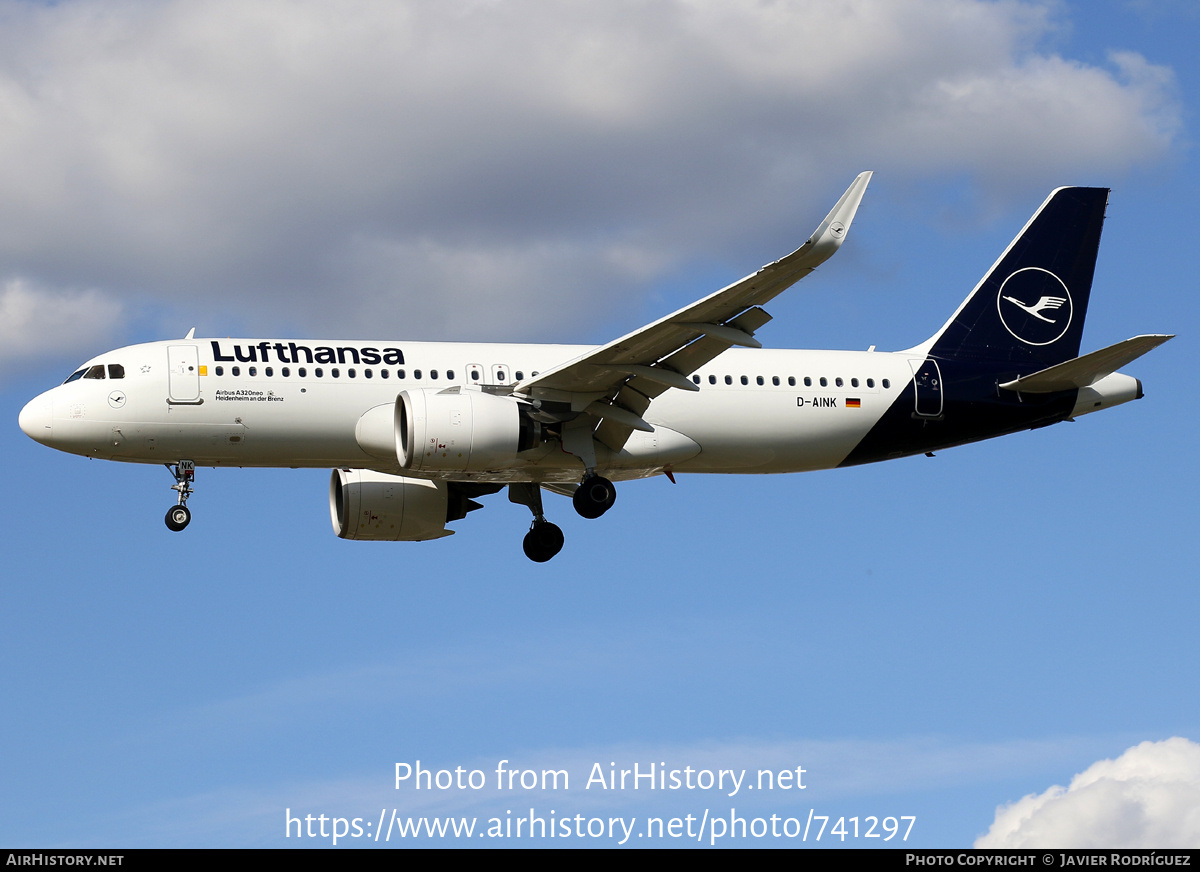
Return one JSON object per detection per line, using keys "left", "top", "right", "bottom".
{"left": 165, "top": 505, "right": 191, "bottom": 531}
{"left": 164, "top": 461, "right": 195, "bottom": 532}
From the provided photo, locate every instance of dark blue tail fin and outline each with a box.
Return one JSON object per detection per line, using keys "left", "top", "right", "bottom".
{"left": 925, "top": 187, "right": 1109, "bottom": 370}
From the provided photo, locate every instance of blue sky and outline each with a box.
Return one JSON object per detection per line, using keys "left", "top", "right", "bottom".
{"left": 1, "top": 0, "right": 1197, "bottom": 848}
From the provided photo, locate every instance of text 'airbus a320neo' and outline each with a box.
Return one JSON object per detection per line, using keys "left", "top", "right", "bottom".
{"left": 19, "top": 174, "right": 1171, "bottom": 561}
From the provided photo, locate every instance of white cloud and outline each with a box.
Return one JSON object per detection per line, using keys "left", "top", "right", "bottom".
{"left": 0, "top": 278, "right": 122, "bottom": 365}
{"left": 0, "top": 0, "right": 1181, "bottom": 350}
{"left": 976, "top": 737, "right": 1200, "bottom": 848}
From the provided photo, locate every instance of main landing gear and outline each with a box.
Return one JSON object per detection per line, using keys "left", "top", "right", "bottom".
{"left": 509, "top": 482, "right": 564, "bottom": 563}
{"left": 572, "top": 473, "right": 616, "bottom": 520}
{"left": 524, "top": 519, "right": 565, "bottom": 563}
{"left": 164, "top": 460, "right": 195, "bottom": 532}
{"left": 509, "top": 473, "right": 618, "bottom": 562}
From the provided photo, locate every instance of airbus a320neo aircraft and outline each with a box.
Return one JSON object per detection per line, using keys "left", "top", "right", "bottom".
{"left": 19, "top": 173, "right": 1172, "bottom": 561}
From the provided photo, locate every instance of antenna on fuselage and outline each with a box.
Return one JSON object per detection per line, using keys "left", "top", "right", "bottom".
{"left": 184, "top": 327, "right": 196, "bottom": 339}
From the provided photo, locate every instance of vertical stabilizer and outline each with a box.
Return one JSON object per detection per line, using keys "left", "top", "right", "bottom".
{"left": 922, "top": 187, "right": 1109, "bottom": 370}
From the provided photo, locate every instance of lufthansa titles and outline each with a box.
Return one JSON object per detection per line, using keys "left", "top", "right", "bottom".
{"left": 211, "top": 340, "right": 405, "bottom": 366}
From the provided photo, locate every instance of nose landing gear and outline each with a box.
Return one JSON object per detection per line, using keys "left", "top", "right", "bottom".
{"left": 164, "top": 460, "right": 195, "bottom": 532}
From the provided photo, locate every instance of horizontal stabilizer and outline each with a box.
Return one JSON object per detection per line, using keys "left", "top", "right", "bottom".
{"left": 999, "top": 334, "right": 1173, "bottom": 393}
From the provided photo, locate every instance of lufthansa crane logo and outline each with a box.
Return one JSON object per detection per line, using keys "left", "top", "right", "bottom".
{"left": 996, "top": 267, "right": 1073, "bottom": 346}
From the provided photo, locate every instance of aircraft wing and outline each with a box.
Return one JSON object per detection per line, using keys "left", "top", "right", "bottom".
{"left": 514, "top": 171, "right": 872, "bottom": 451}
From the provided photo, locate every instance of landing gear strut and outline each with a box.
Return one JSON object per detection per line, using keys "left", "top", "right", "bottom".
{"left": 509, "top": 483, "right": 564, "bottom": 562}
{"left": 572, "top": 473, "right": 616, "bottom": 519}
{"left": 164, "top": 460, "right": 195, "bottom": 532}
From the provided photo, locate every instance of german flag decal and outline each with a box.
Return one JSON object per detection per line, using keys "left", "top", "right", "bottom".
{"left": 846, "top": 398, "right": 861, "bottom": 408}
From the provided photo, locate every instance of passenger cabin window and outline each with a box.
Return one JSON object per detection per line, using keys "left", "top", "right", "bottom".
{"left": 215, "top": 366, "right": 224, "bottom": 376}
{"left": 232, "top": 366, "right": 241, "bottom": 376}
{"left": 882, "top": 378, "right": 891, "bottom": 389}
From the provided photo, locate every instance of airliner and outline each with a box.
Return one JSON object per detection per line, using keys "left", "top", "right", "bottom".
{"left": 18, "top": 173, "right": 1171, "bottom": 561}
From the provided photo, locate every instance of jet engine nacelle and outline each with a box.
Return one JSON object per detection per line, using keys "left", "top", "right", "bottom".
{"left": 329, "top": 469, "right": 453, "bottom": 541}
{"left": 397, "top": 389, "right": 539, "bottom": 473}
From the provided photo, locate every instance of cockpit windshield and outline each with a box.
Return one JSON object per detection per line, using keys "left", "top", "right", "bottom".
{"left": 62, "top": 363, "right": 124, "bottom": 384}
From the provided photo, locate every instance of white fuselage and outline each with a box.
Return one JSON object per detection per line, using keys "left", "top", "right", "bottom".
{"left": 20, "top": 337, "right": 918, "bottom": 483}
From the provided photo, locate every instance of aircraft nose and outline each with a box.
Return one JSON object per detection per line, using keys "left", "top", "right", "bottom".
{"left": 18, "top": 393, "right": 54, "bottom": 444}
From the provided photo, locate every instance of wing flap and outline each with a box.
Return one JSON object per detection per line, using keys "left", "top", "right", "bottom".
{"left": 594, "top": 382, "right": 655, "bottom": 450}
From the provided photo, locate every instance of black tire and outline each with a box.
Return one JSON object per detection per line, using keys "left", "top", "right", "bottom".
{"left": 572, "top": 475, "right": 616, "bottom": 519}
{"left": 522, "top": 521, "right": 564, "bottom": 562}
{"left": 165, "top": 505, "right": 191, "bottom": 532}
